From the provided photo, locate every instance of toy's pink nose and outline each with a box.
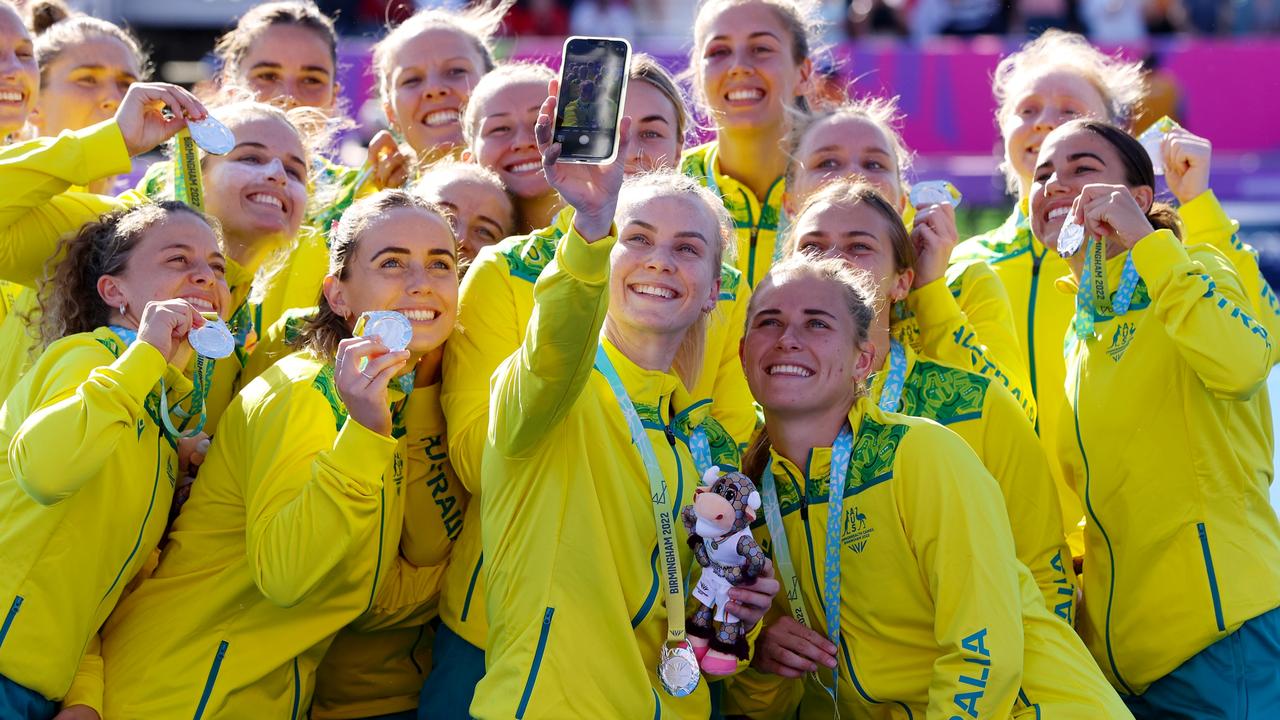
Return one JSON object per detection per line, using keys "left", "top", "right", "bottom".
{"left": 715, "top": 514, "right": 724, "bottom": 521}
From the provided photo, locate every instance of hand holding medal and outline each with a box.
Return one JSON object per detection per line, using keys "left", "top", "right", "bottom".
{"left": 333, "top": 314, "right": 413, "bottom": 437}
{"left": 908, "top": 181, "right": 962, "bottom": 288}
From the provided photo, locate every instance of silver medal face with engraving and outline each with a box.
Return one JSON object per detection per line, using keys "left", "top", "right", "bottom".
{"left": 658, "top": 644, "right": 701, "bottom": 697}
{"left": 187, "top": 116, "right": 236, "bottom": 156}
{"left": 909, "top": 180, "right": 960, "bottom": 208}
{"left": 359, "top": 311, "right": 413, "bottom": 352}
{"left": 1056, "top": 212, "right": 1085, "bottom": 257}
{"left": 188, "top": 320, "right": 235, "bottom": 359}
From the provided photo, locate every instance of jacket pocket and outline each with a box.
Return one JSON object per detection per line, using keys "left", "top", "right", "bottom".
{"left": 0, "top": 596, "right": 22, "bottom": 649}
{"left": 1197, "top": 523, "right": 1226, "bottom": 632}
{"left": 192, "top": 640, "right": 229, "bottom": 720}
{"left": 515, "top": 607, "right": 555, "bottom": 719}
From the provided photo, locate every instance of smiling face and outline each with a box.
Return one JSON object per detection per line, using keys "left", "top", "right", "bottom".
{"left": 792, "top": 200, "right": 912, "bottom": 303}
{"left": 32, "top": 36, "right": 140, "bottom": 135}
{"left": 417, "top": 174, "right": 514, "bottom": 263}
{"left": 742, "top": 275, "right": 869, "bottom": 419}
{"left": 98, "top": 211, "right": 231, "bottom": 321}
{"left": 469, "top": 79, "right": 549, "bottom": 199}
{"left": 0, "top": 4, "right": 37, "bottom": 138}
{"left": 236, "top": 23, "right": 336, "bottom": 109}
{"left": 792, "top": 114, "right": 903, "bottom": 209}
{"left": 697, "top": 0, "right": 810, "bottom": 131}
{"left": 1001, "top": 68, "right": 1111, "bottom": 199}
{"left": 324, "top": 205, "right": 458, "bottom": 356}
{"left": 1029, "top": 124, "right": 1147, "bottom": 251}
{"left": 622, "top": 79, "right": 682, "bottom": 174}
{"left": 200, "top": 114, "right": 309, "bottom": 248}
{"left": 383, "top": 27, "right": 486, "bottom": 158}
{"left": 609, "top": 194, "right": 721, "bottom": 341}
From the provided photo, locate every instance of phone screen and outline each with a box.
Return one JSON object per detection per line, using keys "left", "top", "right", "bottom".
{"left": 553, "top": 37, "right": 631, "bottom": 163}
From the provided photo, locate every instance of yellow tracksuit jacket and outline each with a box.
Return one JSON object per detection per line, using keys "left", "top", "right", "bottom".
{"left": 896, "top": 260, "right": 1037, "bottom": 424}
{"left": 438, "top": 207, "right": 754, "bottom": 654}
{"left": 869, "top": 342, "right": 1074, "bottom": 620}
{"left": 98, "top": 351, "right": 460, "bottom": 718}
{"left": 681, "top": 141, "right": 786, "bottom": 288}
{"left": 312, "top": 382, "right": 462, "bottom": 720}
{"left": 1056, "top": 230, "right": 1280, "bottom": 695}
{"left": 725, "top": 401, "right": 1129, "bottom": 720}
{"left": 0, "top": 120, "right": 255, "bottom": 428}
{"left": 475, "top": 224, "right": 746, "bottom": 719}
{"left": 952, "top": 192, "right": 1280, "bottom": 555}
{"left": 0, "top": 329, "right": 187, "bottom": 705}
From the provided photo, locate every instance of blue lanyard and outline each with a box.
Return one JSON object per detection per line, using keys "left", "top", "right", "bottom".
{"left": 759, "top": 424, "right": 855, "bottom": 715}
{"left": 875, "top": 339, "right": 908, "bottom": 413}
{"left": 703, "top": 145, "right": 789, "bottom": 267}
{"left": 109, "top": 325, "right": 138, "bottom": 346}
{"left": 594, "top": 345, "right": 689, "bottom": 648}
{"left": 109, "top": 325, "right": 211, "bottom": 439}
{"left": 1075, "top": 238, "right": 1142, "bottom": 340}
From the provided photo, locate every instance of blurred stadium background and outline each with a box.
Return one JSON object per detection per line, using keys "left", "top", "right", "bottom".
{"left": 62, "top": 0, "right": 1280, "bottom": 507}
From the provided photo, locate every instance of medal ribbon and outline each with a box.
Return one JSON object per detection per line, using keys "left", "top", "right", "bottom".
{"left": 759, "top": 424, "right": 854, "bottom": 716}
{"left": 594, "top": 345, "right": 688, "bottom": 647}
{"left": 875, "top": 339, "right": 908, "bottom": 413}
{"left": 110, "top": 325, "right": 211, "bottom": 440}
{"left": 172, "top": 129, "right": 205, "bottom": 211}
{"left": 1075, "top": 238, "right": 1142, "bottom": 339}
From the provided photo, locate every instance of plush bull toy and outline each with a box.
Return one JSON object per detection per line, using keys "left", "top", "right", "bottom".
{"left": 680, "top": 466, "right": 766, "bottom": 675}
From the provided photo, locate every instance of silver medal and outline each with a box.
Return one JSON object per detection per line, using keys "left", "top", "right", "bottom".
{"left": 1056, "top": 212, "right": 1085, "bottom": 258}
{"left": 1137, "top": 125, "right": 1166, "bottom": 176}
{"left": 658, "top": 643, "right": 701, "bottom": 698}
{"left": 188, "top": 319, "right": 235, "bottom": 359}
{"left": 909, "top": 180, "right": 960, "bottom": 208}
{"left": 358, "top": 311, "right": 413, "bottom": 352}
{"left": 187, "top": 116, "right": 236, "bottom": 156}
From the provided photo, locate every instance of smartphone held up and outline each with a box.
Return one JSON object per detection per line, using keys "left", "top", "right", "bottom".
{"left": 553, "top": 36, "right": 632, "bottom": 164}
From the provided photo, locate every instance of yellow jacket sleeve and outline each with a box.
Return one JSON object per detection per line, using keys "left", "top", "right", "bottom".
{"left": 347, "top": 557, "right": 447, "bottom": 633}
{"left": 400, "top": 382, "right": 466, "bottom": 567}
{"left": 61, "top": 634, "right": 103, "bottom": 714}
{"left": 897, "top": 424, "right": 1025, "bottom": 720}
{"left": 908, "top": 263, "right": 1037, "bottom": 424}
{"left": 0, "top": 120, "right": 132, "bottom": 286}
{"left": 1131, "top": 229, "right": 1272, "bottom": 399}
{"left": 488, "top": 221, "right": 615, "bottom": 460}
{"left": 243, "top": 385, "right": 399, "bottom": 608}
{"left": 1179, "top": 190, "right": 1280, "bottom": 364}
{"left": 442, "top": 248, "right": 525, "bottom": 491}
{"left": 710, "top": 285, "right": 758, "bottom": 449}
{"left": 10, "top": 340, "right": 167, "bottom": 505}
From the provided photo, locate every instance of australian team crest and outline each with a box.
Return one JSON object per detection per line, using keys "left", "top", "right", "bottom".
{"left": 842, "top": 506, "right": 874, "bottom": 553}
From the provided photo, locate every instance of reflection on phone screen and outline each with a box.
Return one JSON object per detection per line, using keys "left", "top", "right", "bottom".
{"left": 554, "top": 39, "right": 628, "bottom": 161}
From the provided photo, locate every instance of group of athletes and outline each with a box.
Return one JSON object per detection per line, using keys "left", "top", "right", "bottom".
{"left": 0, "top": 0, "right": 1276, "bottom": 718}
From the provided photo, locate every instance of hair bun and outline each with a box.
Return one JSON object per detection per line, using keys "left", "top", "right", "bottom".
{"left": 29, "top": 0, "right": 72, "bottom": 34}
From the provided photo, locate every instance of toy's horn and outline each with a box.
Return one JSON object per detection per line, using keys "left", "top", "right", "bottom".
{"left": 747, "top": 490, "right": 761, "bottom": 511}
{"left": 701, "top": 466, "right": 720, "bottom": 486}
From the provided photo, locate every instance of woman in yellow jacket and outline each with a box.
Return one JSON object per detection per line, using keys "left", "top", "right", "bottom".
{"left": 474, "top": 90, "right": 778, "bottom": 718}
{"left": 1030, "top": 119, "right": 1280, "bottom": 716}
{"left": 0, "top": 201, "right": 230, "bottom": 719}
{"left": 778, "top": 178, "right": 1074, "bottom": 621}
{"left": 731, "top": 255, "right": 1129, "bottom": 719}
{"left": 680, "top": 0, "right": 815, "bottom": 288}
{"left": 786, "top": 98, "right": 1036, "bottom": 423}
{"left": 0, "top": 86, "right": 313, "bottom": 428}
{"left": 952, "top": 30, "right": 1280, "bottom": 556}
{"left": 96, "top": 190, "right": 465, "bottom": 718}
{"left": 0, "top": 2, "right": 39, "bottom": 329}
{"left": 430, "top": 58, "right": 756, "bottom": 719}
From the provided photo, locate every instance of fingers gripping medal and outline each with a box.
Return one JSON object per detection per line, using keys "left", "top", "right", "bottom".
{"left": 172, "top": 116, "right": 235, "bottom": 211}
{"left": 909, "top": 180, "right": 963, "bottom": 208}
{"left": 1057, "top": 211, "right": 1086, "bottom": 258}
{"left": 355, "top": 311, "right": 414, "bottom": 352}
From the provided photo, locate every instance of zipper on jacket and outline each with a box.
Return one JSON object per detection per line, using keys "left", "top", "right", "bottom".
{"left": 1072, "top": 374, "right": 1134, "bottom": 694}
{"left": 515, "top": 607, "right": 555, "bottom": 719}
{"left": 364, "top": 486, "right": 387, "bottom": 614}
{"left": 290, "top": 657, "right": 301, "bottom": 720}
{"left": 193, "top": 640, "right": 229, "bottom": 720}
{"left": 102, "top": 437, "right": 163, "bottom": 606}
{"left": 1027, "top": 247, "right": 1043, "bottom": 435}
{"left": 0, "top": 596, "right": 23, "bottom": 649}
{"left": 1197, "top": 523, "right": 1227, "bottom": 632}
{"left": 460, "top": 553, "right": 484, "bottom": 622}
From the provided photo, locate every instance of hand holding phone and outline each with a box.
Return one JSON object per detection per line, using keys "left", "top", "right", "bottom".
{"left": 552, "top": 36, "right": 632, "bottom": 164}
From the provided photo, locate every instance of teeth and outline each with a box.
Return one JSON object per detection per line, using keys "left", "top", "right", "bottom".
{"left": 768, "top": 364, "right": 813, "bottom": 377}
{"left": 632, "top": 284, "right": 676, "bottom": 299}
{"left": 508, "top": 161, "right": 540, "bottom": 174}
{"left": 0, "top": 91, "right": 21, "bottom": 103}
{"left": 248, "top": 193, "right": 283, "bottom": 211}
{"left": 184, "top": 297, "right": 215, "bottom": 311}
{"left": 423, "top": 109, "right": 459, "bottom": 127}
{"left": 402, "top": 309, "right": 438, "bottom": 322}
{"left": 1048, "top": 207, "right": 1068, "bottom": 220}
{"left": 727, "top": 89, "right": 764, "bottom": 102}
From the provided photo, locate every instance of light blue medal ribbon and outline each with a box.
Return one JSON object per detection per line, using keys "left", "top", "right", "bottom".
{"left": 759, "top": 424, "right": 855, "bottom": 717}
{"left": 1111, "top": 254, "right": 1141, "bottom": 316}
{"left": 109, "top": 325, "right": 138, "bottom": 346}
{"left": 1075, "top": 238, "right": 1142, "bottom": 340}
{"left": 109, "top": 325, "right": 210, "bottom": 439}
{"left": 594, "top": 345, "right": 697, "bottom": 696}
{"left": 689, "top": 427, "right": 712, "bottom": 476}
{"left": 875, "top": 339, "right": 907, "bottom": 413}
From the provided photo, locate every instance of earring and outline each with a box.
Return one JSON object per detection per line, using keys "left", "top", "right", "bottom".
{"left": 119, "top": 304, "right": 127, "bottom": 316}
